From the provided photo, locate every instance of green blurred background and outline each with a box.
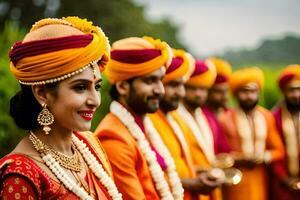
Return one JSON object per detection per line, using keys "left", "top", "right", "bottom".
{"left": 0, "top": 0, "right": 300, "bottom": 157}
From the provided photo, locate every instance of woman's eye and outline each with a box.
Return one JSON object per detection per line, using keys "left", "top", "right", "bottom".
{"left": 95, "top": 83, "right": 102, "bottom": 91}
{"left": 74, "top": 84, "right": 87, "bottom": 91}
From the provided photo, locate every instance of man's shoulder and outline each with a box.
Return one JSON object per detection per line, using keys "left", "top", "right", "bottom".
{"left": 257, "top": 105, "right": 273, "bottom": 118}
{"left": 94, "top": 113, "right": 136, "bottom": 147}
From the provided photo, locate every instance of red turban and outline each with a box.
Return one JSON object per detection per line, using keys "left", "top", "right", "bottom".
{"left": 105, "top": 36, "right": 172, "bottom": 84}
{"left": 185, "top": 58, "right": 216, "bottom": 88}
{"left": 162, "top": 49, "right": 193, "bottom": 84}
{"left": 278, "top": 64, "right": 300, "bottom": 89}
{"left": 209, "top": 57, "right": 232, "bottom": 84}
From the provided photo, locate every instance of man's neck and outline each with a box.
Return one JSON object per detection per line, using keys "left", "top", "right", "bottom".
{"left": 240, "top": 107, "right": 256, "bottom": 116}
{"left": 206, "top": 102, "right": 219, "bottom": 115}
{"left": 117, "top": 98, "right": 145, "bottom": 119}
{"left": 285, "top": 101, "right": 300, "bottom": 115}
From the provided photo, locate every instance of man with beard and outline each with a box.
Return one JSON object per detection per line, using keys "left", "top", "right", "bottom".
{"left": 271, "top": 64, "right": 300, "bottom": 200}
{"left": 146, "top": 50, "right": 223, "bottom": 200}
{"left": 94, "top": 37, "right": 185, "bottom": 200}
{"left": 181, "top": 59, "right": 230, "bottom": 159}
{"left": 219, "top": 67, "right": 284, "bottom": 200}
{"left": 206, "top": 57, "right": 232, "bottom": 117}
{"left": 173, "top": 58, "right": 226, "bottom": 200}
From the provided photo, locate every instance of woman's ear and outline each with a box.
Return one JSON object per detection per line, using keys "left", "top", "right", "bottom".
{"left": 31, "top": 85, "right": 48, "bottom": 105}
{"left": 115, "top": 80, "right": 130, "bottom": 97}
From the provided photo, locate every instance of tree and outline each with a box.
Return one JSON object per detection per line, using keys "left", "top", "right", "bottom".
{"left": 0, "top": 0, "right": 187, "bottom": 49}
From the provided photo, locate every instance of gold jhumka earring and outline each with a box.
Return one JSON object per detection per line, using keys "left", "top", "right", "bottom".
{"left": 37, "top": 103, "right": 54, "bottom": 134}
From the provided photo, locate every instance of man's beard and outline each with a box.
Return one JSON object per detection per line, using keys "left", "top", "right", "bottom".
{"left": 184, "top": 97, "right": 204, "bottom": 110}
{"left": 127, "top": 93, "right": 163, "bottom": 115}
{"left": 239, "top": 99, "right": 258, "bottom": 112}
{"left": 160, "top": 97, "right": 181, "bottom": 112}
{"left": 286, "top": 99, "right": 300, "bottom": 112}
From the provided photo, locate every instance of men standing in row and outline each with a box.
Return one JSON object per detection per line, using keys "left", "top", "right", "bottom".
{"left": 219, "top": 67, "right": 285, "bottom": 200}
{"left": 146, "top": 51, "right": 223, "bottom": 200}
{"left": 272, "top": 64, "right": 300, "bottom": 200}
{"left": 95, "top": 37, "right": 184, "bottom": 199}
{"left": 174, "top": 58, "right": 225, "bottom": 200}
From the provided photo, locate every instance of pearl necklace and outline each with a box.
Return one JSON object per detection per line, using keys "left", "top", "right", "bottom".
{"left": 29, "top": 131, "right": 122, "bottom": 200}
{"left": 110, "top": 101, "right": 174, "bottom": 200}
{"left": 144, "top": 117, "right": 184, "bottom": 200}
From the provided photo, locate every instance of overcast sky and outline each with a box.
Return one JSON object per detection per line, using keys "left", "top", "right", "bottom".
{"left": 134, "top": 0, "right": 300, "bottom": 56}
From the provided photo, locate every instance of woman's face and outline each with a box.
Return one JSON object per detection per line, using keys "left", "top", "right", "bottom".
{"left": 47, "top": 65, "right": 102, "bottom": 132}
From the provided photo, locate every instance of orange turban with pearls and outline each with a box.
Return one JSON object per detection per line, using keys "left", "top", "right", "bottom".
{"left": 229, "top": 67, "right": 264, "bottom": 93}
{"left": 185, "top": 58, "right": 217, "bottom": 88}
{"left": 209, "top": 57, "right": 232, "bottom": 84}
{"left": 105, "top": 36, "right": 172, "bottom": 84}
{"left": 162, "top": 49, "right": 193, "bottom": 84}
{"left": 278, "top": 64, "right": 300, "bottom": 90}
{"left": 9, "top": 16, "right": 110, "bottom": 85}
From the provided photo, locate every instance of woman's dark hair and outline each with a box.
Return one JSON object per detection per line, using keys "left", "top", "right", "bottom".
{"left": 9, "top": 83, "right": 58, "bottom": 130}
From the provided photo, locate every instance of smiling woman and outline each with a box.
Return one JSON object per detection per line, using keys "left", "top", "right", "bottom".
{"left": 0, "top": 17, "right": 122, "bottom": 200}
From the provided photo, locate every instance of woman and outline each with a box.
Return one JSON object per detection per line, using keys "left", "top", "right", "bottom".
{"left": 0, "top": 17, "right": 122, "bottom": 199}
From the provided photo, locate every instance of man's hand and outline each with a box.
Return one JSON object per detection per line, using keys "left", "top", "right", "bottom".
{"left": 283, "top": 176, "right": 300, "bottom": 192}
{"left": 182, "top": 171, "right": 224, "bottom": 195}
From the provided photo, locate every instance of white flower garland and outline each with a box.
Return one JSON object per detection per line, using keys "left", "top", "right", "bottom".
{"left": 235, "top": 107, "right": 267, "bottom": 160}
{"left": 177, "top": 103, "right": 216, "bottom": 164}
{"left": 72, "top": 135, "right": 122, "bottom": 200}
{"left": 110, "top": 101, "right": 174, "bottom": 200}
{"left": 281, "top": 104, "right": 300, "bottom": 176}
{"left": 144, "top": 117, "right": 184, "bottom": 200}
{"left": 39, "top": 134, "right": 122, "bottom": 200}
{"left": 194, "top": 107, "right": 215, "bottom": 156}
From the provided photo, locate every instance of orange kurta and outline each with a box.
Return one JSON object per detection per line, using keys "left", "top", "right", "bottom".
{"left": 219, "top": 106, "right": 285, "bottom": 200}
{"left": 172, "top": 110, "right": 223, "bottom": 200}
{"left": 148, "top": 110, "right": 196, "bottom": 200}
{"left": 94, "top": 113, "right": 160, "bottom": 200}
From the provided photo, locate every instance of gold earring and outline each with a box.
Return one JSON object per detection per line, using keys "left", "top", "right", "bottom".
{"left": 37, "top": 103, "right": 54, "bottom": 135}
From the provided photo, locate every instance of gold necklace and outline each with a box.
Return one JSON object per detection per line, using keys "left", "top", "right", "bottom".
{"left": 29, "top": 131, "right": 82, "bottom": 172}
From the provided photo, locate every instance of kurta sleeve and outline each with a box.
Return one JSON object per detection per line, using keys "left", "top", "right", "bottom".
{"left": 99, "top": 131, "right": 147, "bottom": 200}
{"left": 0, "top": 175, "right": 38, "bottom": 200}
{"left": 265, "top": 111, "right": 285, "bottom": 163}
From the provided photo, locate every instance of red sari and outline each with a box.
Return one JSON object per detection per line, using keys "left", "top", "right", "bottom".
{"left": 0, "top": 132, "right": 113, "bottom": 200}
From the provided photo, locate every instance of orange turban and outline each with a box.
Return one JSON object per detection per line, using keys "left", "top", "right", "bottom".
{"left": 229, "top": 67, "right": 264, "bottom": 93}
{"left": 185, "top": 58, "right": 217, "bottom": 88}
{"left": 162, "top": 49, "right": 193, "bottom": 84}
{"left": 105, "top": 36, "right": 172, "bottom": 84}
{"left": 209, "top": 57, "right": 232, "bottom": 84}
{"left": 9, "top": 17, "right": 110, "bottom": 85}
{"left": 278, "top": 64, "right": 300, "bottom": 89}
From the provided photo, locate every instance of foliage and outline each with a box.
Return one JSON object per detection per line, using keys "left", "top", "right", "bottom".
{"left": 0, "top": 0, "right": 186, "bottom": 49}
{"left": 222, "top": 35, "right": 300, "bottom": 66}
{"left": 0, "top": 21, "right": 25, "bottom": 157}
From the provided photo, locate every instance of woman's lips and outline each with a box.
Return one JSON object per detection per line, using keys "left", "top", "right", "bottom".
{"left": 78, "top": 111, "right": 94, "bottom": 121}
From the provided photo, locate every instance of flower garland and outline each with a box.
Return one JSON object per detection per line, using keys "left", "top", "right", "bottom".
{"left": 72, "top": 135, "right": 122, "bottom": 199}
{"left": 281, "top": 104, "right": 300, "bottom": 176}
{"left": 30, "top": 132, "right": 122, "bottom": 200}
{"left": 110, "top": 101, "right": 174, "bottom": 199}
{"left": 177, "top": 103, "right": 216, "bottom": 164}
{"left": 235, "top": 107, "right": 267, "bottom": 161}
{"left": 144, "top": 117, "right": 184, "bottom": 200}
{"left": 194, "top": 107, "right": 215, "bottom": 156}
